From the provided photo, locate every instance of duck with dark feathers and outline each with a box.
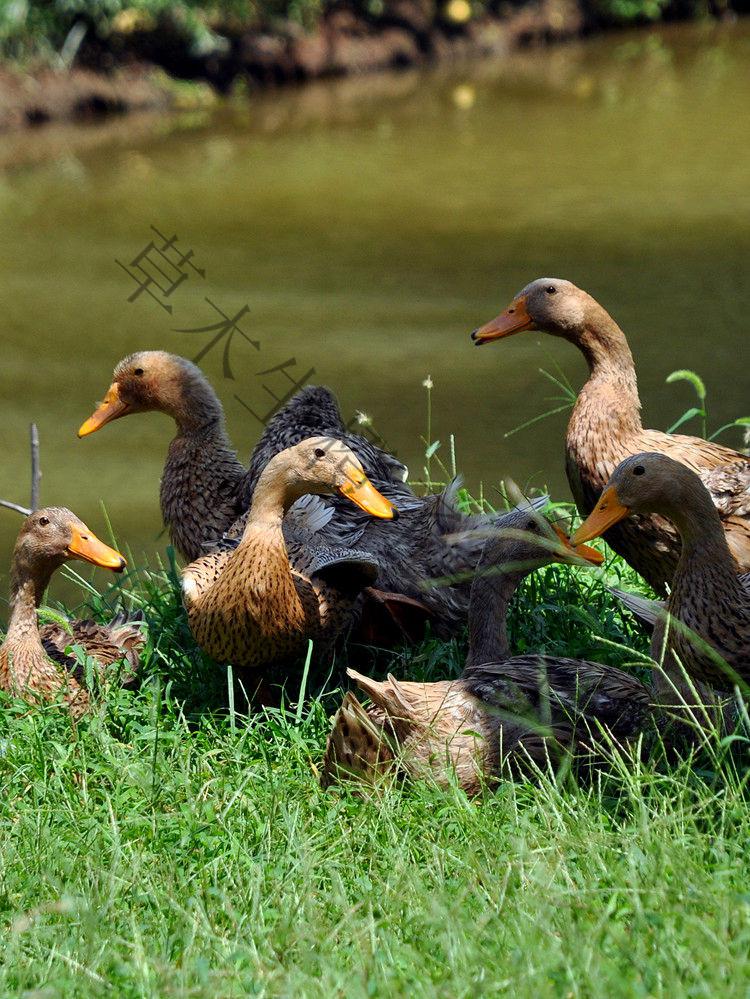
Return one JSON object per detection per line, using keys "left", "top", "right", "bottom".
{"left": 79, "top": 351, "right": 548, "bottom": 640}
{"left": 1, "top": 508, "right": 143, "bottom": 719}
{"left": 78, "top": 352, "right": 406, "bottom": 562}
{"left": 471, "top": 278, "right": 750, "bottom": 595}
{"left": 322, "top": 512, "right": 651, "bottom": 794}
{"left": 573, "top": 452, "right": 750, "bottom": 693}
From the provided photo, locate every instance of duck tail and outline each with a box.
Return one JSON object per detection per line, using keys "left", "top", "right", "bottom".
{"left": 607, "top": 587, "right": 663, "bottom": 630}
{"left": 320, "top": 692, "right": 393, "bottom": 787}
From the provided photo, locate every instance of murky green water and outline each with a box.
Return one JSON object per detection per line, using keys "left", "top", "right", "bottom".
{"left": 1, "top": 21, "right": 749, "bottom": 608}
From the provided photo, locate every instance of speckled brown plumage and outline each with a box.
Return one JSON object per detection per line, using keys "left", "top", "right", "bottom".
{"left": 575, "top": 453, "right": 750, "bottom": 692}
{"left": 322, "top": 516, "right": 651, "bottom": 793}
{"left": 324, "top": 655, "right": 650, "bottom": 795}
{"left": 40, "top": 615, "right": 143, "bottom": 686}
{"left": 320, "top": 692, "right": 395, "bottom": 787}
{"left": 472, "top": 278, "right": 750, "bottom": 596}
{"left": 182, "top": 438, "right": 392, "bottom": 674}
{"left": 0, "top": 508, "right": 139, "bottom": 719}
{"left": 80, "top": 352, "right": 550, "bottom": 641}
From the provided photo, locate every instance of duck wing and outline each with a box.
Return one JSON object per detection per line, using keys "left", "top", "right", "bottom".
{"left": 699, "top": 459, "right": 750, "bottom": 517}
{"left": 414, "top": 481, "right": 550, "bottom": 578}
{"left": 40, "top": 612, "right": 144, "bottom": 685}
{"left": 463, "top": 655, "right": 651, "bottom": 741}
{"left": 291, "top": 542, "right": 380, "bottom": 593}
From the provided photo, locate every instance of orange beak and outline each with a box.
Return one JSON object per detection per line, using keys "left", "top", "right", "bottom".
{"left": 572, "top": 486, "right": 631, "bottom": 546}
{"left": 551, "top": 524, "right": 604, "bottom": 566}
{"left": 471, "top": 295, "right": 536, "bottom": 345}
{"left": 67, "top": 524, "right": 127, "bottom": 572}
{"left": 338, "top": 463, "right": 395, "bottom": 520}
{"left": 78, "top": 382, "right": 129, "bottom": 438}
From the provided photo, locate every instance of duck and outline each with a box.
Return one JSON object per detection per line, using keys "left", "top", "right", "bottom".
{"left": 78, "top": 351, "right": 549, "bottom": 640}
{"left": 181, "top": 437, "right": 397, "bottom": 675}
{"left": 573, "top": 452, "right": 750, "bottom": 693}
{"left": 471, "top": 278, "right": 750, "bottom": 595}
{"left": 78, "top": 351, "right": 252, "bottom": 563}
{"left": 1, "top": 508, "right": 142, "bottom": 719}
{"left": 77, "top": 352, "right": 407, "bottom": 563}
{"left": 322, "top": 512, "right": 651, "bottom": 793}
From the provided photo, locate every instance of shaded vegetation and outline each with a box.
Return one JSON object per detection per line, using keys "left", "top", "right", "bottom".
{"left": 1, "top": 0, "right": 747, "bottom": 77}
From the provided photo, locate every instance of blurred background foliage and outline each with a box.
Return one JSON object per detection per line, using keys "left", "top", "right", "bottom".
{"left": 0, "top": 0, "right": 746, "bottom": 67}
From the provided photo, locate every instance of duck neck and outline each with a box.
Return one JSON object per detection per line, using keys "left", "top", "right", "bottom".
{"left": 665, "top": 495, "right": 744, "bottom": 606}
{"left": 4, "top": 560, "right": 55, "bottom": 649}
{"left": 169, "top": 374, "right": 226, "bottom": 437}
{"left": 242, "top": 464, "right": 301, "bottom": 540}
{"left": 569, "top": 312, "right": 643, "bottom": 442}
{"left": 465, "top": 566, "right": 524, "bottom": 670}
{"left": 169, "top": 406, "right": 236, "bottom": 456}
{"left": 164, "top": 369, "right": 238, "bottom": 461}
{"left": 162, "top": 408, "right": 246, "bottom": 560}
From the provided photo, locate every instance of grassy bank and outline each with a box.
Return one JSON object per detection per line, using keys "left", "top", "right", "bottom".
{"left": 1, "top": 1, "right": 748, "bottom": 132}
{"left": 1, "top": 526, "right": 749, "bottom": 996}
{"left": 3, "top": 0, "right": 744, "bottom": 65}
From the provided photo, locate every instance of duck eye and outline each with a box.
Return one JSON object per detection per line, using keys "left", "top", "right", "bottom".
{"left": 546, "top": 285, "right": 556, "bottom": 294}
{"left": 526, "top": 520, "right": 537, "bottom": 531}
{"left": 134, "top": 368, "right": 144, "bottom": 377}
{"left": 314, "top": 447, "right": 326, "bottom": 459}
{"left": 38, "top": 516, "right": 49, "bottom": 527}
{"left": 633, "top": 465, "right": 645, "bottom": 476}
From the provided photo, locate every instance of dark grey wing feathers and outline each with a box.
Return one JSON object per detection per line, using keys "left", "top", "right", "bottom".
{"left": 290, "top": 543, "right": 379, "bottom": 592}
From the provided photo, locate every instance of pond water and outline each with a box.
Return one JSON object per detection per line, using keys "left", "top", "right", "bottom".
{"left": 1, "top": 21, "right": 749, "bottom": 609}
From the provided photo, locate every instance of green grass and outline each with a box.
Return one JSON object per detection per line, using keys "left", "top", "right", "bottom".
{"left": 2, "top": 370, "right": 748, "bottom": 996}
{"left": 1, "top": 534, "right": 749, "bottom": 997}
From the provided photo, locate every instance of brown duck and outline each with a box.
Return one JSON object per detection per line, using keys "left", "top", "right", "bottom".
{"left": 1, "top": 508, "right": 141, "bottom": 719}
{"left": 78, "top": 351, "right": 548, "bottom": 640}
{"left": 322, "top": 513, "right": 651, "bottom": 794}
{"left": 471, "top": 278, "right": 750, "bottom": 595}
{"left": 573, "top": 452, "right": 750, "bottom": 692}
{"left": 181, "top": 437, "right": 396, "bottom": 674}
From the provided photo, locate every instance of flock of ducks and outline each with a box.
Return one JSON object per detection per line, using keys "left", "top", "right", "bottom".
{"left": 2, "top": 278, "right": 748, "bottom": 794}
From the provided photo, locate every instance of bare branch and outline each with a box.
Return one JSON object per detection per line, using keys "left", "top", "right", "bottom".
{"left": 0, "top": 500, "right": 31, "bottom": 516}
{"left": 1, "top": 422, "right": 40, "bottom": 518}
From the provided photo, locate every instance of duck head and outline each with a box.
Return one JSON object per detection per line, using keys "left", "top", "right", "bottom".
{"left": 78, "top": 351, "right": 221, "bottom": 436}
{"left": 477, "top": 507, "right": 604, "bottom": 579}
{"left": 12, "top": 507, "right": 127, "bottom": 579}
{"left": 572, "top": 452, "right": 702, "bottom": 544}
{"left": 266, "top": 436, "right": 396, "bottom": 519}
{"left": 471, "top": 278, "right": 607, "bottom": 345}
